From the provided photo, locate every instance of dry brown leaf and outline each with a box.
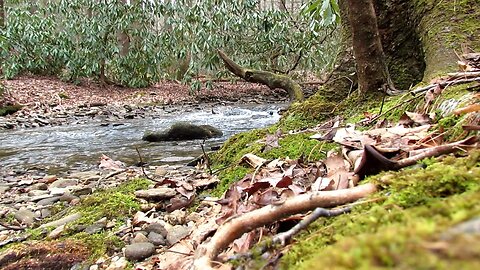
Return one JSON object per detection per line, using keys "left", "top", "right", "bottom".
{"left": 241, "top": 153, "right": 267, "bottom": 168}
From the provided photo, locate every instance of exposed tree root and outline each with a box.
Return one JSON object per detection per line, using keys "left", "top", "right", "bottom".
{"left": 217, "top": 50, "right": 304, "bottom": 101}
{"left": 193, "top": 183, "right": 377, "bottom": 269}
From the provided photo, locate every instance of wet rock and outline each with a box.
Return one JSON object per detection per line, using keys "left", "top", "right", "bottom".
{"left": 142, "top": 122, "right": 223, "bottom": 142}
{"left": 134, "top": 188, "right": 176, "bottom": 200}
{"left": 124, "top": 242, "right": 155, "bottom": 261}
{"left": 148, "top": 231, "right": 166, "bottom": 246}
{"left": 166, "top": 225, "right": 190, "bottom": 245}
{"left": 50, "top": 178, "right": 78, "bottom": 188}
{"left": 144, "top": 222, "right": 168, "bottom": 237}
{"left": 14, "top": 208, "right": 36, "bottom": 225}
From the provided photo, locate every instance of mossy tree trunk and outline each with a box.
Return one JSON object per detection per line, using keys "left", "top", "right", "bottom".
{"left": 336, "top": 0, "right": 479, "bottom": 96}
{"left": 344, "top": 0, "right": 394, "bottom": 95}
{"left": 0, "top": 0, "right": 4, "bottom": 28}
{"left": 218, "top": 50, "right": 304, "bottom": 102}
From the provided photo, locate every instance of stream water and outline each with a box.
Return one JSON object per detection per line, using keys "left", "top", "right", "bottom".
{"left": 0, "top": 103, "right": 286, "bottom": 174}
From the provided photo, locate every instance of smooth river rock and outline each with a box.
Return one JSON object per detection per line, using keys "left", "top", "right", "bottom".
{"left": 134, "top": 188, "right": 176, "bottom": 200}
{"left": 14, "top": 208, "right": 36, "bottom": 225}
{"left": 124, "top": 242, "right": 156, "bottom": 261}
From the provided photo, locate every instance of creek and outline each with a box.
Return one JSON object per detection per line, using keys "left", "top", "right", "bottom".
{"left": 0, "top": 103, "right": 286, "bottom": 174}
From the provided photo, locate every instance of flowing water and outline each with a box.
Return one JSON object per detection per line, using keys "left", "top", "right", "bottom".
{"left": 0, "top": 103, "right": 286, "bottom": 174}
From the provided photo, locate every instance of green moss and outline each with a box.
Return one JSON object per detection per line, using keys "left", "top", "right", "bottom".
{"left": 68, "top": 178, "right": 151, "bottom": 228}
{"left": 213, "top": 166, "right": 251, "bottom": 197}
{"left": 72, "top": 231, "right": 124, "bottom": 260}
{"left": 413, "top": 0, "right": 480, "bottom": 80}
{"left": 58, "top": 92, "right": 70, "bottom": 99}
{"left": 0, "top": 104, "right": 22, "bottom": 116}
{"left": 281, "top": 152, "right": 480, "bottom": 269}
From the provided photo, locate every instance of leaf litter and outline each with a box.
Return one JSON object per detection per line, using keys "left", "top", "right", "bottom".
{"left": 131, "top": 78, "right": 479, "bottom": 269}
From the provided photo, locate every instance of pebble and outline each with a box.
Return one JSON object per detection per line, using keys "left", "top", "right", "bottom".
{"left": 131, "top": 232, "right": 150, "bottom": 243}
{"left": 166, "top": 225, "right": 190, "bottom": 245}
{"left": 37, "top": 196, "right": 61, "bottom": 206}
{"left": 14, "top": 208, "right": 36, "bottom": 225}
{"left": 144, "top": 222, "right": 168, "bottom": 237}
{"left": 48, "top": 224, "right": 65, "bottom": 239}
{"left": 105, "top": 256, "right": 128, "bottom": 270}
{"left": 30, "top": 182, "right": 49, "bottom": 190}
{"left": 124, "top": 242, "right": 156, "bottom": 261}
{"left": 148, "top": 231, "right": 166, "bottom": 246}
{"left": 84, "top": 218, "right": 107, "bottom": 234}
{"left": 50, "top": 178, "right": 78, "bottom": 188}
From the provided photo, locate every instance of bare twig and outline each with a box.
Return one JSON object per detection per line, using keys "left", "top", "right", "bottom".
{"left": 410, "top": 76, "right": 480, "bottom": 95}
{"left": 193, "top": 183, "right": 377, "bottom": 269}
{"left": 201, "top": 139, "right": 212, "bottom": 174}
{"left": 135, "top": 146, "right": 154, "bottom": 180}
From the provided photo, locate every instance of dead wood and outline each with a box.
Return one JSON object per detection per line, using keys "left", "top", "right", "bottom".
{"left": 410, "top": 76, "right": 480, "bottom": 95}
{"left": 217, "top": 50, "right": 304, "bottom": 101}
{"left": 193, "top": 183, "right": 377, "bottom": 269}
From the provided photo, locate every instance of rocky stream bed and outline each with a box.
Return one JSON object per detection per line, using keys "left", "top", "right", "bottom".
{"left": 0, "top": 96, "right": 288, "bottom": 269}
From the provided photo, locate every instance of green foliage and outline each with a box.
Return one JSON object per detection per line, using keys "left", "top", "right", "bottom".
{"left": 0, "top": 0, "right": 340, "bottom": 87}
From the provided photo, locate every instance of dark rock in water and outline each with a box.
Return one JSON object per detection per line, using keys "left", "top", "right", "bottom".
{"left": 142, "top": 122, "right": 222, "bottom": 142}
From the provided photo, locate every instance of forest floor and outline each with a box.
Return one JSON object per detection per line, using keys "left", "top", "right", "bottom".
{"left": 2, "top": 75, "right": 290, "bottom": 108}
{"left": 1, "top": 73, "right": 479, "bottom": 270}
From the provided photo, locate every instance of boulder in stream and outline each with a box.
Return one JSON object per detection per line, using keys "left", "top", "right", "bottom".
{"left": 142, "top": 122, "right": 222, "bottom": 142}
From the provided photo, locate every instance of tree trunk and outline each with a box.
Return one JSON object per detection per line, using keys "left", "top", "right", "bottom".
{"left": 0, "top": 0, "right": 4, "bottom": 28}
{"left": 344, "top": 0, "right": 393, "bottom": 95}
{"left": 218, "top": 50, "right": 304, "bottom": 101}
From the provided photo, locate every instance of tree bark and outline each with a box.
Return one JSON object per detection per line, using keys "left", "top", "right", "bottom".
{"left": 0, "top": 0, "right": 4, "bottom": 28}
{"left": 344, "top": 0, "right": 393, "bottom": 95}
{"left": 218, "top": 50, "right": 304, "bottom": 101}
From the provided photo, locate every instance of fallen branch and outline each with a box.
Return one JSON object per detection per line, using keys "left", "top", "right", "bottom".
{"left": 396, "top": 136, "right": 478, "bottom": 168}
{"left": 218, "top": 50, "right": 304, "bottom": 101}
{"left": 227, "top": 206, "right": 351, "bottom": 264}
{"left": 193, "top": 183, "right": 377, "bottom": 269}
{"left": 410, "top": 76, "right": 480, "bottom": 96}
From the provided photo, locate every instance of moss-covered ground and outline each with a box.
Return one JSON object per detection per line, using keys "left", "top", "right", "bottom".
{"left": 281, "top": 152, "right": 480, "bottom": 270}
{"left": 0, "top": 178, "right": 151, "bottom": 268}
{"left": 210, "top": 63, "right": 479, "bottom": 268}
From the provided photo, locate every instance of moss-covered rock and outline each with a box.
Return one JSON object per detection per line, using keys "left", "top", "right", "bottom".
{"left": 143, "top": 122, "right": 223, "bottom": 142}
